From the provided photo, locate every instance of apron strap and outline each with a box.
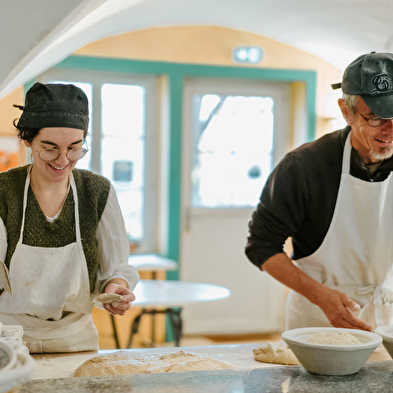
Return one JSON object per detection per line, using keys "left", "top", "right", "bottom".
{"left": 69, "top": 173, "right": 81, "bottom": 243}
{"left": 19, "top": 166, "right": 32, "bottom": 242}
{"left": 357, "top": 285, "right": 393, "bottom": 327}
{"left": 342, "top": 131, "right": 352, "bottom": 175}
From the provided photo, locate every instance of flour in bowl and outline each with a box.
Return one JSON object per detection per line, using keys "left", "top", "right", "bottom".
{"left": 304, "top": 331, "right": 361, "bottom": 345}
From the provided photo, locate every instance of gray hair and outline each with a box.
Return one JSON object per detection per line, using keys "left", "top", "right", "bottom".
{"left": 342, "top": 94, "right": 359, "bottom": 114}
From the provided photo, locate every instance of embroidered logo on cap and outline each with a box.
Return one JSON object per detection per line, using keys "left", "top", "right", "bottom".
{"left": 371, "top": 73, "right": 392, "bottom": 94}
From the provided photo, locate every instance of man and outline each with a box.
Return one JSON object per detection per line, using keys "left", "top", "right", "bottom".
{"left": 246, "top": 52, "right": 393, "bottom": 332}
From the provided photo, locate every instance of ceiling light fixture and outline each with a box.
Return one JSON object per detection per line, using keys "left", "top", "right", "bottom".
{"left": 232, "top": 46, "right": 263, "bottom": 64}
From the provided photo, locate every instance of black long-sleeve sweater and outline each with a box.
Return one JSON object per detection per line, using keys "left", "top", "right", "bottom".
{"left": 245, "top": 126, "right": 393, "bottom": 269}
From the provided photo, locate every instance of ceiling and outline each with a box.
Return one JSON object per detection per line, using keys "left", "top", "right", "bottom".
{"left": 1, "top": 0, "right": 393, "bottom": 98}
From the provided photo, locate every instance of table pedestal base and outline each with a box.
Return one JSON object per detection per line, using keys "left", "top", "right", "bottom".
{"left": 126, "top": 308, "right": 183, "bottom": 348}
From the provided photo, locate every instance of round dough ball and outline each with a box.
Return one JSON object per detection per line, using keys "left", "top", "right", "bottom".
{"left": 74, "top": 351, "right": 235, "bottom": 377}
{"left": 96, "top": 293, "right": 124, "bottom": 304}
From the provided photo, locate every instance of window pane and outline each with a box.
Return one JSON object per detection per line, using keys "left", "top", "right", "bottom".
{"left": 191, "top": 94, "right": 274, "bottom": 207}
{"left": 101, "top": 84, "right": 146, "bottom": 243}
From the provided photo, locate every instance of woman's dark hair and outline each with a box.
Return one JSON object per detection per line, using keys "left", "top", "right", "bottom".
{"left": 13, "top": 119, "right": 41, "bottom": 143}
{"left": 13, "top": 118, "right": 88, "bottom": 143}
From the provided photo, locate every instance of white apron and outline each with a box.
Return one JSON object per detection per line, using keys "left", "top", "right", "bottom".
{"left": 0, "top": 167, "right": 98, "bottom": 353}
{"left": 286, "top": 132, "right": 393, "bottom": 331}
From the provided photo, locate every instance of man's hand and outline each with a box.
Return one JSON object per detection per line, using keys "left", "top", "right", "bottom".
{"left": 315, "top": 286, "right": 372, "bottom": 331}
{"left": 262, "top": 253, "right": 373, "bottom": 331}
{"left": 102, "top": 283, "right": 136, "bottom": 316}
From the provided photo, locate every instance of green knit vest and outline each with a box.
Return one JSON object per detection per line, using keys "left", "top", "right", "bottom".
{"left": 0, "top": 165, "right": 110, "bottom": 292}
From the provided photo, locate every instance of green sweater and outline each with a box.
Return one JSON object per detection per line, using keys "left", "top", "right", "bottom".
{"left": 0, "top": 165, "right": 110, "bottom": 292}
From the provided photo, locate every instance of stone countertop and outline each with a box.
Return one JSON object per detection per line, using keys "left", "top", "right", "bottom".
{"left": 19, "top": 343, "right": 393, "bottom": 392}
{"left": 19, "top": 361, "right": 393, "bottom": 393}
{"left": 30, "top": 342, "right": 392, "bottom": 380}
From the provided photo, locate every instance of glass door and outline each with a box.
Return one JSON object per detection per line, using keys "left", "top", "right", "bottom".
{"left": 191, "top": 93, "right": 275, "bottom": 208}
{"left": 181, "top": 77, "right": 294, "bottom": 335}
{"left": 38, "top": 69, "right": 158, "bottom": 253}
{"left": 100, "top": 83, "right": 147, "bottom": 248}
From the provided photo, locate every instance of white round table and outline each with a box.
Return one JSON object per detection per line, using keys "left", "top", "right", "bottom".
{"left": 133, "top": 280, "right": 231, "bottom": 307}
{"left": 127, "top": 280, "right": 231, "bottom": 348}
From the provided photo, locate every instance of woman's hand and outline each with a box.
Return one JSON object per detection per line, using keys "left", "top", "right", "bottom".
{"left": 102, "top": 282, "right": 136, "bottom": 316}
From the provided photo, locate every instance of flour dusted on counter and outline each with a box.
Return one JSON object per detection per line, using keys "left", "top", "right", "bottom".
{"left": 304, "top": 331, "right": 361, "bottom": 345}
{"left": 74, "top": 350, "right": 235, "bottom": 377}
{"left": 253, "top": 342, "right": 300, "bottom": 365}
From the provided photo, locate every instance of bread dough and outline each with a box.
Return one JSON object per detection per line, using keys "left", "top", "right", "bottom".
{"left": 304, "top": 331, "right": 361, "bottom": 345}
{"left": 96, "top": 293, "right": 124, "bottom": 304}
{"left": 74, "top": 350, "right": 235, "bottom": 377}
{"left": 253, "top": 342, "right": 300, "bottom": 365}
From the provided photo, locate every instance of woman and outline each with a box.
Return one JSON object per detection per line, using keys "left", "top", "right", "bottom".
{"left": 0, "top": 82, "right": 139, "bottom": 353}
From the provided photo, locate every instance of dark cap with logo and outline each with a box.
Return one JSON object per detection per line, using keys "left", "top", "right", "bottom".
{"left": 15, "top": 82, "right": 89, "bottom": 131}
{"left": 332, "top": 52, "right": 393, "bottom": 118}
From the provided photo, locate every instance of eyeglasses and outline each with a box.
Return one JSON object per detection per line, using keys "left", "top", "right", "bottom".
{"left": 356, "top": 110, "right": 393, "bottom": 127}
{"left": 35, "top": 146, "right": 88, "bottom": 162}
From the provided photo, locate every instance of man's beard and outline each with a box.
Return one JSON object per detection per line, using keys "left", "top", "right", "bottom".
{"left": 370, "top": 146, "right": 393, "bottom": 161}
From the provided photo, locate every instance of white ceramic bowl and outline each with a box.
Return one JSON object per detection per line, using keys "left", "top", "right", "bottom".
{"left": 0, "top": 349, "right": 35, "bottom": 393}
{"left": 282, "top": 327, "right": 382, "bottom": 376}
{"left": 0, "top": 340, "right": 17, "bottom": 373}
{"left": 375, "top": 325, "right": 393, "bottom": 359}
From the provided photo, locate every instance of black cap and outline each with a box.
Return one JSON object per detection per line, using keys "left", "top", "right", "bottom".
{"left": 331, "top": 52, "right": 393, "bottom": 118}
{"left": 15, "top": 82, "right": 89, "bottom": 131}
